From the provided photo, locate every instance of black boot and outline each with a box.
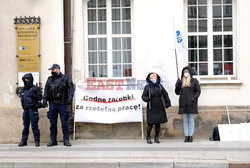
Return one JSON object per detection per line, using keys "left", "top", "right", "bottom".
{"left": 35, "top": 142, "right": 40, "bottom": 147}
{"left": 146, "top": 124, "right": 153, "bottom": 144}
{"left": 184, "top": 136, "right": 189, "bottom": 142}
{"left": 154, "top": 136, "right": 160, "bottom": 143}
{"left": 47, "top": 141, "right": 58, "bottom": 147}
{"left": 154, "top": 124, "right": 161, "bottom": 144}
{"left": 189, "top": 136, "right": 193, "bottom": 142}
{"left": 64, "top": 140, "right": 71, "bottom": 147}
{"left": 18, "top": 142, "right": 27, "bottom": 147}
{"left": 146, "top": 137, "right": 152, "bottom": 144}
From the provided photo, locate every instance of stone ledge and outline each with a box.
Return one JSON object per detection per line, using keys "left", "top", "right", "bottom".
{"left": 165, "top": 106, "right": 250, "bottom": 113}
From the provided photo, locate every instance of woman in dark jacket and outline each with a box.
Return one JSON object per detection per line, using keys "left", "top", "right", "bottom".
{"left": 142, "top": 72, "right": 171, "bottom": 144}
{"left": 175, "top": 66, "right": 201, "bottom": 142}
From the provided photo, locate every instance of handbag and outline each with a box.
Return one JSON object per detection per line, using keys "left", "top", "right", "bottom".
{"left": 159, "top": 84, "right": 169, "bottom": 108}
{"left": 161, "top": 95, "right": 168, "bottom": 108}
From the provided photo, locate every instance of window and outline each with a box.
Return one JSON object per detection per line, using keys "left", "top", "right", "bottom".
{"left": 187, "top": 0, "right": 235, "bottom": 77}
{"left": 86, "top": 0, "right": 132, "bottom": 78}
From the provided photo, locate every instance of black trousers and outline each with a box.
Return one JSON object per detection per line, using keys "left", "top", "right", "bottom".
{"left": 21, "top": 109, "right": 40, "bottom": 143}
{"left": 147, "top": 124, "right": 161, "bottom": 138}
{"left": 48, "top": 103, "right": 69, "bottom": 142}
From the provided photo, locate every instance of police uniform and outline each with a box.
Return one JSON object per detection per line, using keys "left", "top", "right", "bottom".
{"left": 43, "top": 64, "right": 74, "bottom": 146}
{"left": 19, "top": 73, "right": 42, "bottom": 147}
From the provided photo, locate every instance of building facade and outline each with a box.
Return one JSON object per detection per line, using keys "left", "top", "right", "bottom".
{"left": 0, "top": 0, "right": 250, "bottom": 142}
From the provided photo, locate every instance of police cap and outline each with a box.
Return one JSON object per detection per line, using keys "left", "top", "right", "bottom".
{"left": 48, "top": 64, "right": 60, "bottom": 70}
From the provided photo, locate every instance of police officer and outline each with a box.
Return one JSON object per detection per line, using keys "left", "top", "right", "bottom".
{"left": 43, "top": 64, "right": 74, "bottom": 147}
{"left": 18, "top": 73, "right": 42, "bottom": 147}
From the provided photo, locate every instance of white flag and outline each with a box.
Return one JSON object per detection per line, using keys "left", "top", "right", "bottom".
{"left": 175, "top": 29, "right": 185, "bottom": 55}
{"left": 173, "top": 0, "right": 186, "bottom": 56}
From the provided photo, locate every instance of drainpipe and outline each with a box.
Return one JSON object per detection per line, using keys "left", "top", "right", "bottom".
{"left": 63, "top": 0, "right": 74, "bottom": 133}
{"left": 64, "top": 0, "right": 72, "bottom": 77}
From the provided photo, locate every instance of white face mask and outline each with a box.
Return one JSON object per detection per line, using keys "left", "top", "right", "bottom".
{"left": 151, "top": 79, "right": 157, "bottom": 83}
{"left": 184, "top": 73, "right": 190, "bottom": 78}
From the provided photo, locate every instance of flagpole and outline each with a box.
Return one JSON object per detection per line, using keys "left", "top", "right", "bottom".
{"left": 174, "top": 48, "right": 179, "bottom": 79}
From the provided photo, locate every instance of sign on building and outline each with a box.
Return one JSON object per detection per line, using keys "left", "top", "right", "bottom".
{"left": 15, "top": 16, "right": 41, "bottom": 87}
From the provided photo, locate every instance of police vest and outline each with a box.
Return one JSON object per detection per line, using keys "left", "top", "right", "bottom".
{"left": 47, "top": 76, "right": 68, "bottom": 101}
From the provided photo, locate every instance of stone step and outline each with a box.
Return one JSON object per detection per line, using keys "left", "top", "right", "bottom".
{"left": 1, "top": 161, "right": 250, "bottom": 168}
{"left": 0, "top": 140, "right": 250, "bottom": 168}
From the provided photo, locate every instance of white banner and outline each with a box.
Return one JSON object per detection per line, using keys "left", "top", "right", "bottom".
{"left": 74, "top": 85, "right": 143, "bottom": 124}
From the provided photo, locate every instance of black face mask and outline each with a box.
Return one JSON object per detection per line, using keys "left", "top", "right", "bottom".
{"left": 51, "top": 72, "right": 57, "bottom": 77}
{"left": 24, "top": 81, "right": 33, "bottom": 88}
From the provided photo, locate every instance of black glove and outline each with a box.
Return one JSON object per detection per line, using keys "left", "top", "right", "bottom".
{"left": 192, "top": 97, "right": 197, "bottom": 103}
{"left": 42, "top": 100, "right": 48, "bottom": 108}
{"left": 67, "top": 98, "right": 72, "bottom": 105}
{"left": 165, "top": 105, "right": 170, "bottom": 108}
{"left": 175, "top": 78, "right": 182, "bottom": 88}
{"left": 35, "top": 101, "right": 43, "bottom": 109}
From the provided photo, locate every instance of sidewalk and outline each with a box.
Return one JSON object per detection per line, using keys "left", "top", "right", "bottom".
{"left": 0, "top": 139, "right": 250, "bottom": 168}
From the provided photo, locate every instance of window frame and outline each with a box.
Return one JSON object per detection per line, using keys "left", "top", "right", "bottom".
{"left": 185, "top": 0, "right": 237, "bottom": 80}
{"left": 83, "top": 0, "right": 134, "bottom": 80}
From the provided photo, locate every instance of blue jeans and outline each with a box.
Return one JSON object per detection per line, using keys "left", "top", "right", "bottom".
{"left": 21, "top": 110, "right": 40, "bottom": 143}
{"left": 48, "top": 103, "right": 69, "bottom": 142}
{"left": 183, "top": 114, "right": 195, "bottom": 136}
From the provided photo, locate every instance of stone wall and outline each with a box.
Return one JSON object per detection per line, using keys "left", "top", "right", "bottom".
{"left": 1, "top": 106, "right": 250, "bottom": 143}
{"left": 0, "top": 108, "right": 63, "bottom": 143}
{"left": 75, "top": 106, "right": 250, "bottom": 140}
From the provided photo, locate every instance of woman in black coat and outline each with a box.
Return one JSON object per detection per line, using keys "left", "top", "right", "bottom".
{"left": 142, "top": 72, "right": 171, "bottom": 144}
{"left": 175, "top": 66, "right": 201, "bottom": 142}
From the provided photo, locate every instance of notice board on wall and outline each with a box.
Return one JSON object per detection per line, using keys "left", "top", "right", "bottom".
{"left": 15, "top": 16, "right": 41, "bottom": 87}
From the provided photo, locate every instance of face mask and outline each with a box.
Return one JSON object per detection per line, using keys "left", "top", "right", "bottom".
{"left": 24, "top": 79, "right": 30, "bottom": 85}
{"left": 24, "top": 81, "right": 33, "bottom": 88}
{"left": 151, "top": 79, "right": 157, "bottom": 83}
{"left": 51, "top": 72, "right": 57, "bottom": 77}
{"left": 184, "top": 72, "right": 190, "bottom": 78}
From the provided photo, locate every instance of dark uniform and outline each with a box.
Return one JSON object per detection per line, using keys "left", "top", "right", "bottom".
{"left": 19, "top": 73, "right": 42, "bottom": 147}
{"left": 43, "top": 64, "right": 74, "bottom": 146}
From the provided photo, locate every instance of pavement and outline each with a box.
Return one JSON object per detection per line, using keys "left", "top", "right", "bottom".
{"left": 0, "top": 139, "right": 250, "bottom": 168}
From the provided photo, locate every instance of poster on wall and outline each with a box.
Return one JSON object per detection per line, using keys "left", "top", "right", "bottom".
{"left": 74, "top": 85, "right": 143, "bottom": 124}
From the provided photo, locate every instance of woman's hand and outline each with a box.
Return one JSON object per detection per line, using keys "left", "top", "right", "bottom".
{"left": 175, "top": 78, "right": 182, "bottom": 88}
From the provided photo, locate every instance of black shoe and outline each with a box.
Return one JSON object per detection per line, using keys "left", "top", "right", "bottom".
{"left": 18, "top": 142, "right": 27, "bottom": 147}
{"left": 64, "top": 141, "right": 71, "bottom": 147}
{"left": 35, "top": 142, "right": 40, "bottom": 147}
{"left": 184, "top": 136, "right": 189, "bottom": 142}
{"left": 146, "top": 137, "right": 152, "bottom": 144}
{"left": 189, "top": 136, "right": 193, "bottom": 142}
{"left": 47, "top": 141, "right": 58, "bottom": 147}
{"left": 154, "top": 136, "right": 160, "bottom": 143}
